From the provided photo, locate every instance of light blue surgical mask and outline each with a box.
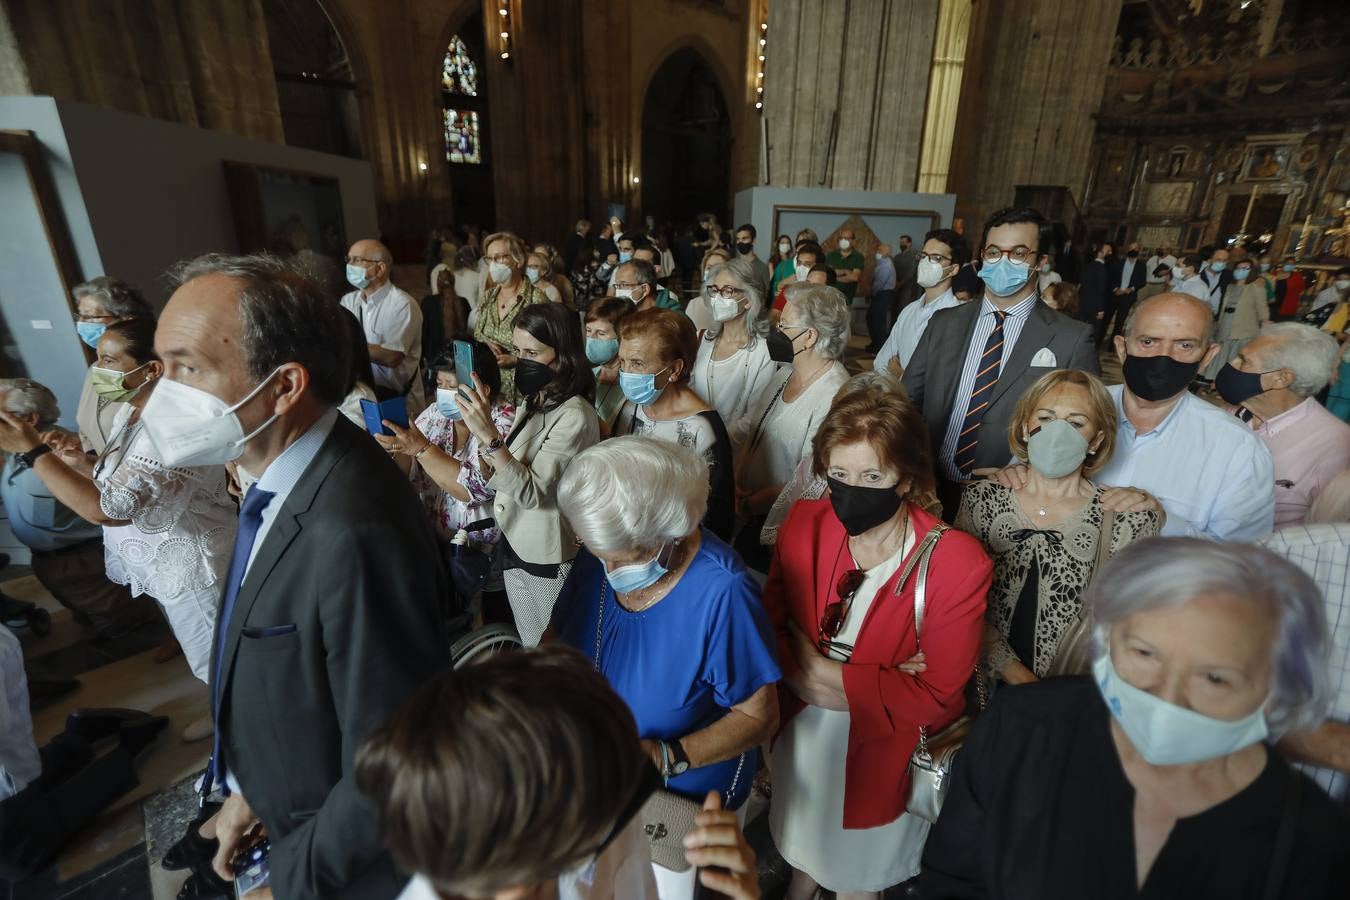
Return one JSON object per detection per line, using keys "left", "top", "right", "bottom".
{"left": 435, "top": 387, "right": 462, "bottom": 421}
{"left": 618, "top": 367, "right": 668, "bottom": 406}
{"left": 619, "top": 251, "right": 634, "bottom": 263}
{"left": 1209, "top": 261, "right": 1226, "bottom": 273}
{"left": 346, "top": 263, "right": 369, "bottom": 290}
{"left": 978, "top": 255, "right": 1032, "bottom": 297}
{"left": 1026, "top": 419, "right": 1089, "bottom": 478}
{"left": 525, "top": 266, "right": 541, "bottom": 284}
{"left": 77, "top": 321, "right": 107, "bottom": 349}
{"left": 1093, "top": 653, "right": 1269, "bottom": 766}
{"left": 585, "top": 336, "right": 619, "bottom": 365}
{"left": 1283, "top": 263, "right": 1295, "bottom": 273}
{"left": 605, "top": 545, "right": 670, "bottom": 594}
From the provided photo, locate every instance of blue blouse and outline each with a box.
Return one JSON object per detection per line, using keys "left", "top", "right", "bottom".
{"left": 553, "top": 530, "right": 781, "bottom": 808}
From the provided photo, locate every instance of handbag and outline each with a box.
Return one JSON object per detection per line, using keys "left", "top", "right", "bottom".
{"left": 591, "top": 580, "right": 744, "bottom": 872}
{"left": 1044, "top": 508, "right": 1115, "bottom": 678}
{"left": 902, "top": 524, "right": 971, "bottom": 824}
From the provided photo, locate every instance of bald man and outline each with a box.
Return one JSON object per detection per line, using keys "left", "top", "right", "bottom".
{"left": 340, "top": 239, "right": 425, "bottom": 411}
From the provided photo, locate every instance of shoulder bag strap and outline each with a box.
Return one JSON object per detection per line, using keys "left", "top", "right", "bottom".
{"left": 1093, "top": 507, "right": 1116, "bottom": 579}
{"left": 1262, "top": 768, "right": 1302, "bottom": 900}
{"left": 908, "top": 524, "right": 949, "bottom": 648}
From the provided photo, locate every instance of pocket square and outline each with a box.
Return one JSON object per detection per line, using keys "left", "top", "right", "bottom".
{"left": 242, "top": 624, "right": 297, "bottom": 639}
{"left": 1029, "top": 348, "right": 1057, "bottom": 367}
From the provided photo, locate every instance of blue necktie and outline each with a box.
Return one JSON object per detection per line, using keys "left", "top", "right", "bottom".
{"left": 208, "top": 485, "right": 275, "bottom": 788}
{"left": 953, "top": 311, "right": 1007, "bottom": 477}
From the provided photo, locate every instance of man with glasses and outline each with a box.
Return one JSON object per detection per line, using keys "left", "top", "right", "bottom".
{"left": 873, "top": 229, "right": 970, "bottom": 379}
{"left": 339, "top": 239, "right": 425, "bottom": 412}
{"left": 631, "top": 239, "right": 685, "bottom": 311}
{"left": 613, "top": 257, "right": 683, "bottom": 315}
{"left": 902, "top": 207, "right": 1099, "bottom": 516}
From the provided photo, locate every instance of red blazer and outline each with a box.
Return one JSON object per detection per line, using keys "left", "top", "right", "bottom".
{"left": 764, "top": 498, "right": 991, "bottom": 829}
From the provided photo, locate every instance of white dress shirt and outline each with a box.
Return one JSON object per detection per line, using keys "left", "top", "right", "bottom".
{"left": 340, "top": 281, "right": 424, "bottom": 407}
{"left": 1175, "top": 274, "right": 1213, "bottom": 308}
{"left": 1094, "top": 385, "right": 1274, "bottom": 540}
{"left": 874, "top": 288, "right": 961, "bottom": 375}
{"left": 1119, "top": 258, "right": 1137, "bottom": 291}
{"left": 1145, "top": 255, "right": 1166, "bottom": 284}
{"left": 0, "top": 626, "right": 40, "bottom": 799}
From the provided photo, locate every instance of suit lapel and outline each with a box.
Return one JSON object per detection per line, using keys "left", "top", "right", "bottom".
{"left": 937, "top": 302, "right": 981, "bottom": 421}
{"left": 987, "top": 305, "right": 1053, "bottom": 409}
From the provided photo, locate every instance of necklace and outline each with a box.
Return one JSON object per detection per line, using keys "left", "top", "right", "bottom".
{"left": 616, "top": 542, "right": 683, "bottom": 612}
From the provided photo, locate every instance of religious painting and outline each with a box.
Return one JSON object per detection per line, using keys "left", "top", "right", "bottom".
{"left": 444, "top": 110, "right": 481, "bottom": 165}
{"left": 1167, "top": 147, "right": 1188, "bottom": 177}
{"left": 442, "top": 34, "right": 479, "bottom": 96}
{"left": 1243, "top": 145, "right": 1291, "bottom": 181}
{"left": 1092, "top": 147, "right": 1131, "bottom": 208}
{"left": 1133, "top": 225, "right": 1183, "bottom": 251}
{"left": 1142, "top": 181, "right": 1193, "bottom": 217}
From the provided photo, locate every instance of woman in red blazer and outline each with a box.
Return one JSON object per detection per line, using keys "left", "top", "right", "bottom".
{"left": 763, "top": 383, "right": 991, "bottom": 900}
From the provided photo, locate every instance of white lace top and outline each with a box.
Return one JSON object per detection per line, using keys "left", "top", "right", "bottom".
{"left": 95, "top": 408, "right": 237, "bottom": 602}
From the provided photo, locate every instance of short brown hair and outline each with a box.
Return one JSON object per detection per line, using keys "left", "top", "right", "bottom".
{"left": 617, "top": 308, "right": 698, "bottom": 382}
{"left": 585, "top": 296, "right": 634, "bottom": 329}
{"left": 354, "top": 646, "right": 648, "bottom": 897}
{"left": 812, "top": 387, "right": 940, "bottom": 516}
{"left": 1006, "top": 369, "right": 1118, "bottom": 476}
{"left": 1047, "top": 282, "right": 1079, "bottom": 318}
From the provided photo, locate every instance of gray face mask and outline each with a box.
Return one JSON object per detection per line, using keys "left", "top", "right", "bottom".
{"left": 1026, "top": 419, "right": 1089, "bottom": 478}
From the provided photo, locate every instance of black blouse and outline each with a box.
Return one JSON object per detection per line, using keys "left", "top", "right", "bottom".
{"left": 919, "top": 678, "right": 1350, "bottom": 899}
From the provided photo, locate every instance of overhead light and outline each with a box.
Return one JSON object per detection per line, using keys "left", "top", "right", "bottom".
{"left": 500, "top": 51, "right": 510, "bottom": 59}
{"left": 632, "top": 176, "right": 640, "bottom": 184}
{"left": 418, "top": 161, "right": 428, "bottom": 172}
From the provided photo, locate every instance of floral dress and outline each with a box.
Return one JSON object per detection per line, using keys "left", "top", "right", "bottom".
{"left": 474, "top": 280, "right": 550, "bottom": 405}
{"left": 412, "top": 400, "right": 514, "bottom": 545}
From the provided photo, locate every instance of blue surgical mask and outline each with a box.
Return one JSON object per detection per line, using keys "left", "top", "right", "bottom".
{"left": 435, "top": 387, "right": 462, "bottom": 420}
{"left": 525, "top": 266, "right": 541, "bottom": 284}
{"left": 605, "top": 546, "right": 670, "bottom": 594}
{"left": 978, "top": 256, "right": 1032, "bottom": 297}
{"left": 1259, "top": 263, "right": 1271, "bottom": 273}
{"left": 1209, "top": 261, "right": 1226, "bottom": 273}
{"left": 77, "top": 321, "right": 107, "bottom": 349}
{"left": 1283, "top": 264, "right": 1296, "bottom": 273}
{"left": 619, "top": 251, "right": 634, "bottom": 263}
{"left": 1093, "top": 654, "right": 1269, "bottom": 766}
{"left": 585, "top": 336, "right": 619, "bottom": 365}
{"left": 618, "top": 367, "right": 668, "bottom": 406}
{"left": 346, "top": 263, "right": 369, "bottom": 290}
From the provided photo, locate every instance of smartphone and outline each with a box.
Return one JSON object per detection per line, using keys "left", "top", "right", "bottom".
{"left": 233, "top": 839, "right": 270, "bottom": 898}
{"left": 453, "top": 339, "right": 477, "bottom": 393}
{"left": 691, "top": 868, "right": 729, "bottom": 900}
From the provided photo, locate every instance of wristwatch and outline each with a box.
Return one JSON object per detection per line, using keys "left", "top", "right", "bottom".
{"left": 662, "top": 740, "right": 691, "bottom": 778}
{"left": 16, "top": 444, "right": 51, "bottom": 469}
{"left": 481, "top": 436, "right": 504, "bottom": 456}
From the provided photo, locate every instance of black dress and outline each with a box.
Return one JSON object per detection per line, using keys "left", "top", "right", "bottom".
{"left": 919, "top": 678, "right": 1350, "bottom": 899}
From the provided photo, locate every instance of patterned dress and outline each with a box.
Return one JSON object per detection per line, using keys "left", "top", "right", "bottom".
{"left": 955, "top": 480, "right": 1159, "bottom": 678}
{"left": 474, "top": 279, "right": 550, "bottom": 405}
{"left": 412, "top": 400, "right": 514, "bottom": 545}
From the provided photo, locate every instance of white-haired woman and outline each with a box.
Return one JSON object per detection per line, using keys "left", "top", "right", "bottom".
{"left": 731, "top": 282, "right": 852, "bottom": 568}
{"left": 690, "top": 256, "right": 779, "bottom": 430}
{"left": 550, "top": 437, "right": 782, "bottom": 900}
{"left": 920, "top": 537, "right": 1350, "bottom": 899}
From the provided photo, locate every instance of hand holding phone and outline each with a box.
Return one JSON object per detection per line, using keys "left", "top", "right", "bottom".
{"left": 684, "top": 792, "right": 759, "bottom": 899}
{"left": 453, "top": 340, "right": 477, "bottom": 393}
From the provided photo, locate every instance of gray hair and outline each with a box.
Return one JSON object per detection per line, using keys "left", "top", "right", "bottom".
{"left": 0, "top": 378, "right": 60, "bottom": 429}
{"left": 1084, "top": 537, "right": 1330, "bottom": 735}
{"left": 72, "top": 276, "right": 155, "bottom": 321}
{"left": 835, "top": 370, "right": 904, "bottom": 400}
{"left": 170, "top": 254, "right": 351, "bottom": 406}
{"left": 782, "top": 283, "right": 851, "bottom": 360}
{"left": 1250, "top": 322, "right": 1340, "bottom": 397}
{"left": 1122, "top": 292, "right": 1217, "bottom": 347}
{"left": 557, "top": 436, "right": 708, "bottom": 554}
{"left": 617, "top": 259, "right": 658, "bottom": 290}
{"left": 703, "top": 257, "right": 770, "bottom": 339}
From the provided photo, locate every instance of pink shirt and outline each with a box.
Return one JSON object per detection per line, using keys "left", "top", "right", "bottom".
{"left": 1254, "top": 398, "right": 1350, "bottom": 528}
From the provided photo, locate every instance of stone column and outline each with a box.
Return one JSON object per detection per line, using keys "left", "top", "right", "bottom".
{"left": 762, "top": 0, "right": 939, "bottom": 190}
{"left": 916, "top": 0, "right": 971, "bottom": 193}
{"left": 946, "top": 0, "right": 1122, "bottom": 231}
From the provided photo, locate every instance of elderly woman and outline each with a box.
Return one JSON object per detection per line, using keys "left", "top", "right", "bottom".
{"left": 731, "top": 282, "right": 852, "bottom": 569}
{"left": 71, "top": 276, "right": 156, "bottom": 453}
{"left": 690, "top": 256, "right": 779, "bottom": 430}
{"left": 764, "top": 385, "right": 991, "bottom": 899}
{"left": 551, "top": 437, "right": 781, "bottom": 899}
{"left": 474, "top": 231, "right": 551, "bottom": 405}
{"left": 921, "top": 538, "right": 1350, "bottom": 898}
{"left": 956, "top": 370, "right": 1161, "bottom": 688}
{"left": 612, "top": 309, "right": 735, "bottom": 541}
{"left": 686, "top": 247, "right": 733, "bottom": 332}
{"left": 1203, "top": 259, "right": 1270, "bottom": 379}
{"left": 459, "top": 303, "right": 600, "bottom": 645}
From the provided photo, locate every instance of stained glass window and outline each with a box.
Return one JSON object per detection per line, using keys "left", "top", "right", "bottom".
{"left": 442, "top": 35, "right": 478, "bottom": 97}
{"left": 444, "top": 109, "right": 481, "bottom": 164}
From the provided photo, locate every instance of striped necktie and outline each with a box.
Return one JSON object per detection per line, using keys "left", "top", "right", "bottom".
{"left": 953, "top": 311, "right": 1007, "bottom": 477}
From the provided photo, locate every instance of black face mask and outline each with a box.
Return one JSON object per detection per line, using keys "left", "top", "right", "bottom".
{"left": 827, "top": 476, "right": 904, "bottom": 537}
{"left": 766, "top": 328, "right": 798, "bottom": 364}
{"left": 1121, "top": 354, "right": 1201, "bottom": 402}
{"left": 1126, "top": 251, "right": 1139, "bottom": 259}
{"left": 515, "top": 358, "right": 555, "bottom": 396}
{"left": 736, "top": 242, "right": 754, "bottom": 256}
{"left": 1214, "top": 363, "right": 1269, "bottom": 405}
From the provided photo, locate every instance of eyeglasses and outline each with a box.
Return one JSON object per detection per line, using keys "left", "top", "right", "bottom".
{"left": 820, "top": 567, "right": 866, "bottom": 642}
{"left": 75, "top": 313, "right": 117, "bottom": 324}
{"left": 707, "top": 285, "right": 746, "bottom": 299}
{"left": 486, "top": 254, "right": 515, "bottom": 264}
{"left": 981, "top": 245, "right": 1037, "bottom": 265}
{"left": 916, "top": 252, "right": 952, "bottom": 264}
{"left": 345, "top": 256, "right": 381, "bottom": 265}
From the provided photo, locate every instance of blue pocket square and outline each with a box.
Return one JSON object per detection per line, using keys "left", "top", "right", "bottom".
{"left": 242, "top": 624, "right": 297, "bottom": 639}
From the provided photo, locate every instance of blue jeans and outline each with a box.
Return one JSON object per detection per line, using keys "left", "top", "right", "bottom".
{"left": 868, "top": 289, "right": 897, "bottom": 350}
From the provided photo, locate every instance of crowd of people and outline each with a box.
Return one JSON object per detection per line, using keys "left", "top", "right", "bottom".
{"left": 0, "top": 201, "right": 1348, "bottom": 900}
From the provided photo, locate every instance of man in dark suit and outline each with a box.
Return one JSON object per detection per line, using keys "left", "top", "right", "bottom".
{"left": 1106, "top": 242, "right": 1147, "bottom": 341}
{"left": 1079, "top": 242, "right": 1112, "bottom": 345}
{"left": 561, "top": 218, "right": 592, "bottom": 273}
{"left": 903, "top": 207, "right": 1100, "bottom": 517}
{"left": 151, "top": 255, "right": 447, "bottom": 899}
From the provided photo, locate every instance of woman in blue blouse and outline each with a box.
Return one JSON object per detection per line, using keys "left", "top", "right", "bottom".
{"left": 552, "top": 436, "right": 780, "bottom": 899}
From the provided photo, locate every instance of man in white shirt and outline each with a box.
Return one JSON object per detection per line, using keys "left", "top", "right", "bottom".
{"left": 340, "top": 239, "right": 425, "bottom": 411}
{"left": 1173, "top": 254, "right": 1212, "bottom": 307}
{"left": 1198, "top": 246, "right": 1230, "bottom": 315}
{"left": 1144, "top": 247, "right": 1172, "bottom": 285}
{"left": 1312, "top": 266, "right": 1350, "bottom": 312}
{"left": 874, "top": 228, "right": 969, "bottom": 378}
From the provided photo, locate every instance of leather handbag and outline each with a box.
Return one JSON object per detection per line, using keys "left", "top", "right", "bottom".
{"left": 902, "top": 524, "right": 970, "bottom": 824}
{"left": 1045, "top": 508, "right": 1115, "bottom": 678}
{"left": 591, "top": 580, "right": 744, "bottom": 872}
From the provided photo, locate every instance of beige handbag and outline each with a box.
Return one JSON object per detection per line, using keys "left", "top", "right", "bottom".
{"left": 902, "top": 524, "right": 972, "bottom": 824}
{"left": 591, "top": 581, "right": 744, "bottom": 872}
{"left": 1044, "top": 508, "right": 1115, "bottom": 678}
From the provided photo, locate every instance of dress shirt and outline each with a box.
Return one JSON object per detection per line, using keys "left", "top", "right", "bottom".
{"left": 872, "top": 256, "right": 897, "bottom": 293}
{"left": 0, "top": 625, "right": 40, "bottom": 799}
{"left": 339, "top": 282, "right": 424, "bottom": 403}
{"left": 938, "top": 293, "right": 1040, "bottom": 480}
{"left": 1257, "top": 524, "right": 1350, "bottom": 805}
{"left": 1145, "top": 255, "right": 1166, "bottom": 283}
{"left": 1094, "top": 385, "right": 1274, "bottom": 540}
{"left": 1118, "top": 259, "right": 1137, "bottom": 291}
{"left": 873, "top": 288, "right": 960, "bottom": 374}
{"left": 244, "top": 409, "right": 339, "bottom": 577}
{"left": 1, "top": 454, "right": 102, "bottom": 552}
{"left": 1175, "top": 274, "right": 1213, "bottom": 308}
{"left": 1252, "top": 398, "right": 1350, "bottom": 528}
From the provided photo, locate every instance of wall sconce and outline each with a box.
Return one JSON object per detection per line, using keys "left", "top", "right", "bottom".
{"left": 498, "top": 5, "right": 512, "bottom": 61}
{"left": 418, "top": 161, "right": 428, "bottom": 173}
{"left": 632, "top": 176, "right": 641, "bottom": 185}
{"left": 754, "top": 20, "right": 767, "bottom": 110}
